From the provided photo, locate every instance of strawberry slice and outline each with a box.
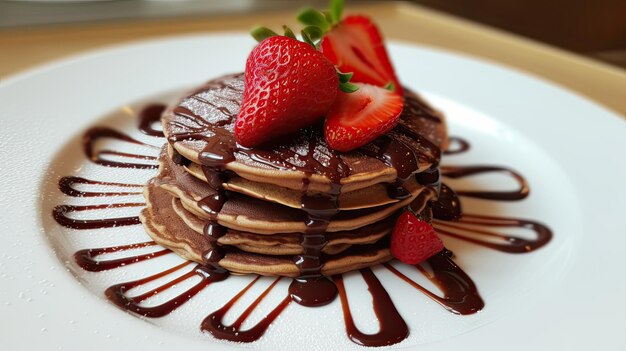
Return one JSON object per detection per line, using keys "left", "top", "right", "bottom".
{"left": 321, "top": 15, "right": 403, "bottom": 96}
{"left": 325, "top": 83, "right": 403, "bottom": 152}
{"left": 391, "top": 210, "right": 444, "bottom": 265}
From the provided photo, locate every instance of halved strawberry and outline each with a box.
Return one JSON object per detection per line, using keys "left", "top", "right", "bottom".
{"left": 320, "top": 15, "right": 403, "bottom": 96}
{"left": 325, "top": 83, "right": 403, "bottom": 152}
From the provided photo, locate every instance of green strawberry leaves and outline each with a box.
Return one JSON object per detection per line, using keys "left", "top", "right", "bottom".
{"left": 302, "top": 25, "right": 323, "bottom": 41}
{"left": 283, "top": 25, "right": 297, "bottom": 40}
{"left": 330, "top": 0, "right": 344, "bottom": 24}
{"left": 298, "top": 0, "right": 344, "bottom": 29}
{"left": 297, "top": 8, "right": 331, "bottom": 32}
{"left": 250, "top": 26, "right": 278, "bottom": 42}
{"left": 300, "top": 30, "right": 316, "bottom": 48}
{"left": 337, "top": 70, "right": 359, "bottom": 93}
{"left": 252, "top": 0, "right": 345, "bottom": 47}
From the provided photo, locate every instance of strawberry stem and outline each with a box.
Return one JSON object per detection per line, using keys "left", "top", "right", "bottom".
{"left": 339, "top": 81, "right": 359, "bottom": 93}
{"left": 337, "top": 68, "right": 359, "bottom": 93}
{"left": 337, "top": 70, "right": 353, "bottom": 83}
{"left": 302, "top": 25, "right": 323, "bottom": 41}
{"left": 283, "top": 25, "right": 297, "bottom": 40}
{"left": 300, "top": 30, "right": 316, "bottom": 48}
{"left": 323, "top": 10, "right": 334, "bottom": 25}
{"left": 297, "top": 8, "right": 331, "bottom": 32}
{"left": 251, "top": 26, "right": 279, "bottom": 42}
{"left": 297, "top": 0, "right": 344, "bottom": 33}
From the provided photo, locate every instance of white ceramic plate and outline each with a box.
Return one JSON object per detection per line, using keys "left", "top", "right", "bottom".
{"left": 1, "top": 33, "right": 625, "bottom": 351}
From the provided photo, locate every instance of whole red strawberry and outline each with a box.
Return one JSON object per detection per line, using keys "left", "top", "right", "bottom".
{"left": 235, "top": 36, "right": 338, "bottom": 147}
{"left": 391, "top": 210, "right": 444, "bottom": 265}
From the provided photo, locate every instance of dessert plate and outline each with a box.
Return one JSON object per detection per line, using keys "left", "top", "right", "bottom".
{"left": 1, "top": 33, "right": 624, "bottom": 351}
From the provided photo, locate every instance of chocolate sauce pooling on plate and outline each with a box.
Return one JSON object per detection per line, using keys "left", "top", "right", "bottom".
{"left": 289, "top": 276, "right": 338, "bottom": 307}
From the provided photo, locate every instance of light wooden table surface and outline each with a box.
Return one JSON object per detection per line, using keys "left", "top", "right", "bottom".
{"left": 1, "top": 2, "right": 625, "bottom": 116}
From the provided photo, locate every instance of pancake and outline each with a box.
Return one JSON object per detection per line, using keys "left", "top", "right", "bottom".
{"left": 162, "top": 73, "right": 447, "bottom": 193}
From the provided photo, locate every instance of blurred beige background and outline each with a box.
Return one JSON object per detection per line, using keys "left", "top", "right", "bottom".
{"left": 1, "top": 0, "right": 624, "bottom": 115}
{"left": 2, "top": 0, "right": 624, "bottom": 69}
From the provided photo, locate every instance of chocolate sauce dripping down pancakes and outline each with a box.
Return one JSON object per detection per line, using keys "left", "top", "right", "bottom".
{"left": 140, "top": 73, "right": 448, "bottom": 285}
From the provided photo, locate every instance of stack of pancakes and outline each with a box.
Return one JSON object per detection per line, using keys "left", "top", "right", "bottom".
{"left": 140, "top": 74, "right": 448, "bottom": 277}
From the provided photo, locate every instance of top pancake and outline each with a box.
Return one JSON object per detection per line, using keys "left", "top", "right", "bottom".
{"left": 162, "top": 73, "right": 448, "bottom": 193}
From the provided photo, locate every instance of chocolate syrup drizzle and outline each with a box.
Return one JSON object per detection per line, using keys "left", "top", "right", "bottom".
{"left": 434, "top": 214, "right": 552, "bottom": 253}
{"left": 137, "top": 103, "right": 166, "bottom": 137}
{"left": 334, "top": 269, "right": 409, "bottom": 346}
{"left": 59, "top": 176, "right": 143, "bottom": 197}
{"left": 52, "top": 95, "right": 554, "bottom": 347}
{"left": 201, "top": 276, "right": 292, "bottom": 342}
{"left": 52, "top": 203, "right": 143, "bottom": 230}
{"left": 384, "top": 250, "right": 484, "bottom": 315}
{"left": 441, "top": 165, "right": 529, "bottom": 201}
{"left": 105, "top": 261, "right": 227, "bottom": 318}
{"left": 431, "top": 141, "right": 552, "bottom": 252}
{"left": 83, "top": 127, "right": 159, "bottom": 169}
{"left": 293, "top": 162, "right": 345, "bottom": 306}
{"left": 443, "top": 137, "right": 470, "bottom": 155}
{"left": 74, "top": 241, "right": 171, "bottom": 272}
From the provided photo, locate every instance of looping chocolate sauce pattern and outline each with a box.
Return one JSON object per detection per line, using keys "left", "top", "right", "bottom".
{"left": 51, "top": 104, "right": 553, "bottom": 347}
{"left": 74, "top": 241, "right": 171, "bottom": 272}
